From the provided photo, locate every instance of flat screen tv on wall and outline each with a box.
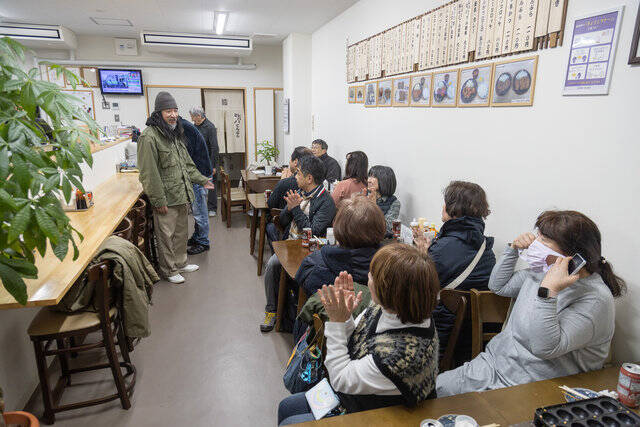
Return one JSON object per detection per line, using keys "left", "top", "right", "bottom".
{"left": 98, "top": 69, "right": 143, "bottom": 95}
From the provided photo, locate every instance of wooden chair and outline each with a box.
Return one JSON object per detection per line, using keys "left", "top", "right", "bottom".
{"left": 27, "top": 261, "right": 136, "bottom": 424}
{"left": 125, "top": 199, "right": 146, "bottom": 248}
{"left": 439, "top": 290, "right": 468, "bottom": 373}
{"left": 470, "top": 289, "right": 512, "bottom": 358}
{"left": 140, "top": 193, "right": 158, "bottom": 268}
{"left": 220, "top": 168, "right": 247, "bottom": 228}
{"left": 112, "top": 216, "right": 133, "bottom": 244}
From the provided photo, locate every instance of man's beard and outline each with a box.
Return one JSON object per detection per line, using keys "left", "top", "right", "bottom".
{"left": 168, "top": 122, "right": 177, "bottom": 130}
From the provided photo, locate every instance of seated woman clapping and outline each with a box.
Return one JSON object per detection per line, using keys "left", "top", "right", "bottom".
{"left": 436, "top": 210, "right": 625, "bottom": 397}
{"left": 278, "top": 244, "right": 440, "bottom": 425}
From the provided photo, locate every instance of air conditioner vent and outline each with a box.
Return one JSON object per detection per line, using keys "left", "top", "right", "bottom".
{"left": 140, "top": 31, "right": 253, "bottom": 56}
{"left": 0, "top": 24, "right": 77, "bottom": 49}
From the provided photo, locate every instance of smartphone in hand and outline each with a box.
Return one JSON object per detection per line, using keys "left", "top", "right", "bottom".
{"left": 545, "top": 254, "right": 587, "bottom": 275}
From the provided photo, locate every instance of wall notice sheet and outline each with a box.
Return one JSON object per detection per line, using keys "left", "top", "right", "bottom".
{"left": 457, "top": 0, "right": 472, "bottom": 63}
{"left": 469, "top": 0, "right": 480, "bottom": 53}
{"left": 429, "top": 10, "right": 439, "bottom": 68}
{"left": 420, "top": 13, "right": 433, "bottom": 70}
{"left": 492, "top": 0, "right": 507, "bottom": 56}
{"left": 476, "top": 0, "right": 489, "bottom": 59}
{"left": 412, "top": 17, "right": 422, "bottom": 70}
{"left": 563, "top": 6, "right": 624, "bottom": 96}
{"left": 502, "top": 0, "right": 517, "bottom": 53}
{"left": 511, "top": 0, "right": 538, "bottom": 52}
{"left": 441, "top": 5, "right": 451, "bottom": 66}
{"left": 447, "top": 3, "right": 459, "bottom": 65}
{"left": 535, "top": 0, "right": 552, "bottom": 38}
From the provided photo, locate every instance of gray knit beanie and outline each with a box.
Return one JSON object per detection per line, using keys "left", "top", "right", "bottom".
{"left": 154, "top": 91, "right": 178, "bottom": 112}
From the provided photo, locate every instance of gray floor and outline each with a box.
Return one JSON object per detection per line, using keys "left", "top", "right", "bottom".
{"left": 25, "top": 209, "right": 293, "bottom": 426}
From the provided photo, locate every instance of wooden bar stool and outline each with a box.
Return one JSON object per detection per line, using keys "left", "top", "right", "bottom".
{"left": 220, "top": 168, "right": 247, "bottom": 228}
{"left": 112, "top": 216, "right": 133, "bottom": 244}
{"left": 140, "top": 193, "right": 158, "bottom": 268}
{"left": 28, "top": 261, "right": 136, "bottom": 424}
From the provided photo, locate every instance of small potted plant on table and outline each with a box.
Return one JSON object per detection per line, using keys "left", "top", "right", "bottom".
{"left": 256, "top": 139, "right": 279, "bottom": 175}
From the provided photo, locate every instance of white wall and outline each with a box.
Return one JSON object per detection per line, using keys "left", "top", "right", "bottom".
{"left": 311, "top": 0, "right": 640, "bottom": 362}
{"left": 282, "top": 33, "right": 313, "bottom": 162}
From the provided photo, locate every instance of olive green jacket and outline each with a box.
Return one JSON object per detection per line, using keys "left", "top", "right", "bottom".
{"left": 137, "top": 126, "right": 209, "bottom": 207}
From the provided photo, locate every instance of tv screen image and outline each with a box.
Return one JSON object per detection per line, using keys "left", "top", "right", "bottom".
{"left": 98, "top": 69, "right": 143, "bottom": 95}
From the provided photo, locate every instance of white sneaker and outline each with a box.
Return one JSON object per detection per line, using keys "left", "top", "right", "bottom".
{"left": 167, "top": 274, "right": 185, "bottom": 284}
{"left": 208, "top": 210, "right": 217, "bottom": 217}
{"left": 180, "top": 264, "right": 199, "bottom": 273}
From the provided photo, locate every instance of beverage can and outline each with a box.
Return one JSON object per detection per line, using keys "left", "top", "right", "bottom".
{"left": 302, "top": 228, "right": 312, "bottom": 248}
{"left": 309, "top": 238, "right": 319, "bottom": 252}
{"left": 618, "top": 363, "right": 640, "bottom": 407}
{"left": 392, "top": 220, "right": 402, "bottom": 240}
{"left": 326, "top": 228, "right": 336, "bottom": 245}
{"left": 264, "top": 189, "right": 272, "bottom": 200}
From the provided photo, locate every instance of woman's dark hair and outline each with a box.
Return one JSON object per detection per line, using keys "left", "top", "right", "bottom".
{"left": 298, "top": 155, "right": 326, "bottom": 185}
{"left": 333, "top": 195, "right": 385, "bottom": 248}
{"left": 443, "top": 180, "right": 490, "bottom": 219}
{"left": 535, "top": 210, "right": 626, "bottom": 298}
{"left": 368, "top": 165, "right": 396, "bottom": 197}
{"left": 370, "top": 243, "right": 440, "bottom": 324}
{"left": 344, "top": 151, "right": 368, "bottom": 185}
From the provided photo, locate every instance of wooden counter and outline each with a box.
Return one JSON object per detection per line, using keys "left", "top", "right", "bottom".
{"left": 91, "top": 136, "right": 131, "bottom": 154}
{"left": 0, "top": 173, "right": 143, "bottom": 309}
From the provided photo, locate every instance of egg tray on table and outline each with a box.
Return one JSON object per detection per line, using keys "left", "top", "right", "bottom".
{"left": 533, "top": 396, "right": 640, "bottom": 426}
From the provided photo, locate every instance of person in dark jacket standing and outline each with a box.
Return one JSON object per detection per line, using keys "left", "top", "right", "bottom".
{"left": 415, "top": 181, "right": 496, "bottom": 360}
{"left": 311, "top": 139, "right": 341, "bottom": 184}
{"left": 190, "top": 107, "right": 219, "bottom": 217}
{"left": 179, "top": 117, "right": 212, "bottom": 255}
{"left": 260, "top": 156, "right": 336, "bottom": 332}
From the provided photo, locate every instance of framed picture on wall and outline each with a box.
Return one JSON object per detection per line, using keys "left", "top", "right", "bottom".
{"left": 432, "top": 69, "right": 459, "bottom": 107}
{"left": 376, "top": 79, "right": 392, "bottom": 107}
{"left": 458, "top": 64, "right": 494, "bottom": 107}
{"left": 80, "top": 67, "right": 99, "bottom": 87}
{"left": 392, "top": 77, "right": 411, "bottom": 107}
{"left": 491, "top": 56, "right": 538, "bottom": 106}
{"left": 46, "top": 65, "right": 65, "bottom": 87}
{"left": 409, "top": 73, "right": 432, "bottom": 107}
{"left": 364, "top": 82, "right": 377, "bottom": 107}
{"left": 348, "top": 86, "right": 356, "bottom": 103}
{"left": 629, "top": 3, "right": 640, "bottom": 64}
{"left": 355, "top": 85, "right": 365, "bottom": 103}
{"left": 61, "top": 89, "right": 96, "bottom": 120}
{"left": 63, "top": 66, "right": 81, "bottom": 88}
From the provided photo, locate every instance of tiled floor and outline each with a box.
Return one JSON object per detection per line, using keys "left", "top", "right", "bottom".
{"left": 25, "top": 210, "right": 293, "bottom": 426}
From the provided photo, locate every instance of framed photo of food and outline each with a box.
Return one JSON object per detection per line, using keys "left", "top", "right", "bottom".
{"left": 348, "top": 86, "right": 356, "bottom": 103}
{"left": 458, "top": 64, "right": 494, "bottom": 107}
{"left": 409, "top": 74, "right": 432, "bottom": 107}
{"left": 432, "top": 69, "right": 459, "bottom": 107}
{"left": 364, "top": 82, "right": 377, "bottom": 107}
{"left": 392, "top": 77, "right": 411, "bottom": 107}
{"left": 355, "top": 86, "right": 365, "bottom": 103}
{"left": 491, "top": 56, "right": 538, "bottom": 107}
{"left": 376, "top": 79, "right": 393, "bottom": 107}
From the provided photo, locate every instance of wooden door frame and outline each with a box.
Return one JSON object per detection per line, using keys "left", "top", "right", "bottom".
{"left": 252, "top": 87, "right": 283, "bottom": 162}
{"left": 144, "top": 84, "right": 249, "bottom": 167}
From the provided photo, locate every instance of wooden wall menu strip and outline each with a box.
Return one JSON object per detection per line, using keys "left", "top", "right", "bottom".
{"left": 0, "top": 173, "right": 143, "bottom": 309}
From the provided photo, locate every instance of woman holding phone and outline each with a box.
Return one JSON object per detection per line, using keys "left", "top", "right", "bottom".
{"left": 436, "top": 210, "right": 626, "bottom": 397}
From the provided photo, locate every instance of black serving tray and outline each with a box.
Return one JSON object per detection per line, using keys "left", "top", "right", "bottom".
{"left": 533, "top": 396, "right": 640, "bottom": 426}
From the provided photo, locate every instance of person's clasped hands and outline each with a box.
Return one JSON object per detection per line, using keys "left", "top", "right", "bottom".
{"left": 319, "top": 271, "right": 363, "bottom": 323}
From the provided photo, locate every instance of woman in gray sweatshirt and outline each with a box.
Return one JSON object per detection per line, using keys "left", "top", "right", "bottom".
{"left": 437, "top": 210, "right": 626, "bottom": 397}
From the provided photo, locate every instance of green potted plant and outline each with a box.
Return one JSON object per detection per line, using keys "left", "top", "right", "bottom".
{"left": 256, "top": 139, "right": 279, "bottom": 175}
{"left": 0, "top": 37, "right": 98, "bottom": 305}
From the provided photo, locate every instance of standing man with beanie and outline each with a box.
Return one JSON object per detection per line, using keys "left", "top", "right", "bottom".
{"left": 190, "top": 106, "right": 219, "bottom": 217}
{"left": 311, "top": 139, "right": 341, "bottom": 184}
{"left": 138, "top": 91, "right": 215, "bottom": 284}
{"left": 179, "top": 116, "right": 212, "bottom": 255}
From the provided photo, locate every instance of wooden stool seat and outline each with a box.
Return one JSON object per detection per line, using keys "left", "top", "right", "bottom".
{"left": 28, "top": 307, "right": 118, "bottom": 337}
{"left": 230, "top": 189, "right": 246, "bottom": 202}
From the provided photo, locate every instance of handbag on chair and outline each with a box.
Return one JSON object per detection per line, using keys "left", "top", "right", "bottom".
{"left": 283, "top": 321, "right": 326, "bottom": 394}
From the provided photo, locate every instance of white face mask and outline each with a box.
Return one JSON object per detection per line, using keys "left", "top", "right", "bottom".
{"left": 519, "top": 239, "right": 564, "bottom": 272}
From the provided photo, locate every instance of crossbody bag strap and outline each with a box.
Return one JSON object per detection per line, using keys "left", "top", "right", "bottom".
{"left": 444, "top": 239, "right": 486, "bottom": 290}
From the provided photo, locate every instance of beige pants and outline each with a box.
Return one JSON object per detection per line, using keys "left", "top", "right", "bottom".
{"left": 153, "top": 204, "right": 189, "bottom": 278}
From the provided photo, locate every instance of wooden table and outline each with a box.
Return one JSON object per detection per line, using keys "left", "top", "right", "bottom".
{"left": 295, "top": 365, "right": 633, "bottom": 426}
{"left": 241, "top": 169, "right": 280, "bottom": 193}
{"left": 0, "top": 173, "right": 143, "bottom": 309}
{"left": 248, "top": 193, "right": 269, "bottom": 276}
{"left": 272, "top": 240, "right": 310, "bottom": 331}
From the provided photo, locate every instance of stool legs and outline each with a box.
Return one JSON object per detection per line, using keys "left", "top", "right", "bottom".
{"left": 33, "top": 339, "right": 55, "bottom": 425}
{"left": 56, "top": 339, "right": 72, "bottom": 386}
{"left": 101, "top": 319, "right": 131, "bottom": 410}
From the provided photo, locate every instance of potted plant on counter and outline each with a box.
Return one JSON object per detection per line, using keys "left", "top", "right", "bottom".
{"left": 0, "top": 37, "right": 98, "bottom": 305}
{"left": 256, "top": 139, "right": 279, "bottom": 175}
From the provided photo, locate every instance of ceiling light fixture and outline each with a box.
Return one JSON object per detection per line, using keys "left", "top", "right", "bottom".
{"left": 214, "top": 11, "right": 228, "bottom": 35}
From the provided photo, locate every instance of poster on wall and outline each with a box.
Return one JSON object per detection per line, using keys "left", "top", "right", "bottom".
{"left": 392, "top": 77, "right": 411, "bottom": 107}
{"left": 376, "top": 79, "right": 393, "bottom": 107}
{"left": 491, "top": 55, "right": 538, "bottom": 106}
{"left": 409, "top": 74, "right": 432, "bottom": 107}
{"left": 432, "top": 69, "right": 459, "bottom": 107}
{"left": 364, "top": 82, "right": 377, "bottom": 107}
{"left": 458, "top": 64, "right": 494, "bottom": 107}
{"left": 348, "top": 86, "right": 356, "bottom": 103}
{"left": 355, "top": 86, "right": 365, "bottom": 103}
{"left": 562, "top": 6, "right": 624, "bottom": 96}
{"left": 61, "top": 89, "right": 96, "bottom": 119}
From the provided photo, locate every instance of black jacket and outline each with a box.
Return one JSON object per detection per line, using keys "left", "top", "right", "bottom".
{"left": 179, "top": 118, "right": 212, "bottom": 177}
{"left": 295, "top": 245, "right": 378, "bottom": 296}
{"left": 280, "top": 186, "right": 336, "bottom": 238}
{"left": 319, "top": 153, "right": 341, "bottom": 183}
{"left": 428, "top": 216, "right": 496, "bottom": 357}
{"left": 267, "top": 176, "right": 298, "bottom": 209}
{"left": 195, "top": 118, "right": 219, "bottom": 171}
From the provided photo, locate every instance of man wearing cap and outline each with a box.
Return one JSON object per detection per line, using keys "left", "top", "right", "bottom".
{"left": 138, "top": 91, "right": 215, "bottom": 284}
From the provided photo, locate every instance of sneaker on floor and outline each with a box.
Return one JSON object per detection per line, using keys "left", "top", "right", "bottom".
{"left": 179, "top": 264, "right": 199, "bottom": 273}
{"left": 167, "top": 273, "right": 185, "bottom": 284}
{"left": 187, "top": 244, "right": 209, "bottom": 255}
{"left": 208, "top": 210, "right": 217, "bottom": 217}
{"left": 260, "top": 312, "right": 276, "bottom": 332}
{"left": 187, "top": 237, "right": 197, "bottom": 247}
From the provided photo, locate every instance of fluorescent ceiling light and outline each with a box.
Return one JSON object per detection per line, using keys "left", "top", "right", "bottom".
{"left": 90, "top": 17, "right": 133, "bottom": 26}
{"left": 214, "top": 11, "right": 228, "bottom": 35}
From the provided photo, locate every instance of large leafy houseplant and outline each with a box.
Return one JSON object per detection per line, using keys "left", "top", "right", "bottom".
{"left": 0, "top": 37, "right": 98, "bottom": 305}
{"left": 256, "top": 139, "right": 279, "bottom": 165}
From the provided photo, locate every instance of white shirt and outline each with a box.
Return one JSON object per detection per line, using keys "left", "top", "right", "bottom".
{"left": 323, "top": 307, "right": 432, "bottom": 396}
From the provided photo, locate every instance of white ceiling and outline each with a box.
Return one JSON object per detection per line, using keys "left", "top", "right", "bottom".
{"left": 0, "top": 0, "right": 358, "bottom": 44}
